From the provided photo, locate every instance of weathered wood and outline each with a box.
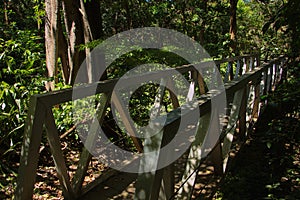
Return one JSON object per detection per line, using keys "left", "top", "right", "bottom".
{"left": 45, "top": 108, "right": 75, "bottom": 199}
{"left": 33, "top": 56, "right": 261, "bottom": 107}
{"left": 235, "top": 59, "right": 241, "bottom": 78}
{"left": 134, "top": 78, "right": 168, "bottom": 200}
{"left": 238, "top": 87, "right": 248, "bottom": 140}
{"left": 162, "top": 164, "right": 175, "bottom": 199}
{"left": 111, "top": 91, "right": 143, "bottom": 152}
{"left": 246, "top": 57, "right": 250, "bottom": 73}
{"left": 222, "top": 88, "right": 244, "bottom": 171}
{"left": 134, "top": 130, "right": 165, "bottom": 200}
{"left": 224, "top": 62, "right": 232, "bottom": 82}
{"left": 210, "top": 142, "right": 223, "bottom": 175}
{"left": 72, "top": 93, "right": 110, "bottom": 196}
{"left": 256, "top": 54, "right": 261, "bottom": 67}
{"left": 15, "top": 96, "right": 46, "bottom": 200}
{"left": 249, "top": 56, "right": 254, "bottom": 71}
{"left": 187, "top": 73, "right": 195, "bottom": 102}
{"left": 166, "top": 78, "right": 180, "bottom": 109}
{"left": 251, "top": 79, "right": 261, "bottom": 119}
{"left": 192, "top": 69, "right": 206, "bottom": 95}
{"left": 214, "top": 54, "right": 257, "bottom": 65}
{"left": 267, "top": 66, "right": 273, "bottom": 92}
{"left": 177, "top": 113, "right": 211, "bottom": 199}
{"left": 16, "top": 54, "right": 288, "bottom": 199}
{"left": 263, "top": 69, "right": 268, "bottom": 96}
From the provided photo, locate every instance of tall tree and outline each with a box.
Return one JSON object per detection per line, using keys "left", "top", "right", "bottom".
{"left": 229, "top": 0, "right": 238, "bottom": 55}
{"left": 45, "top": 0, "right": 59, "bottom": 91}
{"left": 45, "top": 0, "right": 103, "bottom": 90}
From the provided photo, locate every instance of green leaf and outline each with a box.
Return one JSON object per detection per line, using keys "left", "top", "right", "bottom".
{"left": 267, "top": 142, "right": 272, "bottom": 149}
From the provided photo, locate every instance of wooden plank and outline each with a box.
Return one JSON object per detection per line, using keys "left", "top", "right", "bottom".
{"left": 235, "top": 60, "right": 241, "bottom": 78}
{"left": 210, "top": 141, "right": 223, "bottom": 175}
{"left": 134, "top": 78, "right": 167, "bottom": 200}
{"left": 177, "top": 112, "right": 211, "bottom": 199}
{"left": 191, "top": 69, "right": 206, "bottom": 95}
{"left": 251, "top": 79, "right": 261, "bottom": 119}
{"left": 256, "top": 54, "right": 261, "bottom": 68}
{"left": 245, "top": 57, "right": 250, "bottom": 73}
{"left": 152, "top": 79, "right": 175, "bottom": 200}
{"left": 238, "top": 87, "right": 248, "bottom": 140}
{"left": 263, "top": 68, "right": 268, "bottom": 96}
{"left": 229, "top": 62, "right": 234, "bottom": 80}
{"left": 222, "top": 88, "right": 244, "bottom": 171}
{"left": 111, "top": 91, "right": 143, "bottom": 153}
{"left": 72, "top": 93, "right": 110, "bottom": 196}
{"left": 187, "top": 76, "right": 195, "bottom": 102}
{"left": 134, "top": 130, "right": 165, "bottom": 200}
{"left": 274, "top": 62, "right": 280, "bottom": 85}
{"left": 214, "top": 54, "right": 254, "bottom": 65}
{"left": 267, "top": 66, "right": 273, "bottom": 93}
{"left": 203, "top": 110, "right": 222, "bottom": 177}
{"left": 149, "top": 78, "right": 167, "bottom": 120}
{"left": 166, "top": 78, "right": 180, "bottom": 109}
{"left": 15, "top": 96, "right": 46, "bottom": 200}
{"left": 162, "top": 164, "right": 175, "bottom": 199}
{"left": 27, "top": 54, "right": 264, "bottom": 108}
{"left": 224, "top": 62, "right": 231, "bottom": 83}
{"left": 250, "top": 56, "right": 254, "bottom": 71}
{"left": 242, "top": 57, "right": 247, "bottom": 74}
{"left": 45, "top": 108, "right": 75, "bottom": 199}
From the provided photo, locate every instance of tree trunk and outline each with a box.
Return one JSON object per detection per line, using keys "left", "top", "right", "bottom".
{"left": 229, "top": 0, "right": 238, "bottom": 55}
{"left": 61, "top": 0, "right": 85, "bottom": 85}
{"left": 45, "top": 0, "right": 104, "bottom": 87}
{"left": 199, "top": 0, "right": 208, "bottom": 45}
{"left": 79, "top": 0, "right": 93, "bottom": 83}
{"left": 3, "top": 0, "right": 9, "bottom": 25}
{"left": 58, "top": 11, "right": 70, "bottom": 83}
{"left": 45, "top": 0, "right": 59, "bottom": 91}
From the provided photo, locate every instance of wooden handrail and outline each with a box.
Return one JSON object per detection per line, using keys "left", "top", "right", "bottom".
{"left": 15, "top": 54, "right": 287, "bottom": 200}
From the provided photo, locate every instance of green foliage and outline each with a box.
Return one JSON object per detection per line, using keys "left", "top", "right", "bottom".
{"left": 261, "top": 0, "right": 300, "bottom": 58}
{"left": 0, "top": 26, "right": 46, "bottom": 158}
{"left": 1, "top": 0, "right": 300, "bottom": 197}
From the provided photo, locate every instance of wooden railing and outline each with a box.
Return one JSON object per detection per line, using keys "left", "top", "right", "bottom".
{"left": 15, "top": 54, "right": 287, "bottom": 199}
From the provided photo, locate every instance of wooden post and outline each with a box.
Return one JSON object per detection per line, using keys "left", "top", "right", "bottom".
{"left": 134, "top": 78, "right": 168, "bottom": 200}
{"left": 45, "top": 108, "right": 75, "bottom": 199}
{"left": 222, "top": 88, "right": 244, "bottom": 171}
{"left": 238, "top": 87, "right": 248, "bottom": 140}
{"left": 111, "top": 91, "right": 143, "bottom": 152}
{"left": 177, "top": 113, "right": 211, "bottom": 199}
{"left": 235, "top": 60, "right": 241, "bottom": 79}
{"left": 267, "top": 66, "right": 273, "bottom": 93}
{"left": 251, "top": 78, "right": 261, "bottom": 119}
{"left": 15, "top": 97, "right": 46, "bottom": 200}
{"left": 263, "top": 69, "right": 268, "bottom": 96}
{"left": 224, "top": 62, "right": 232, "bottom": 83}
{"left": 210, "top": 142, "right": 223, "bottom": 175}
{"left": 191, "top": 70, "right": 206, "bottom": 95}
{"left": 207, "top": 107, "right": 223, "bottom": 174}
{"left": 249, "top": 56, "right": 253, "bottom": 71}
{"left": 166, "top": 78, "right": 180, "bottom": 109}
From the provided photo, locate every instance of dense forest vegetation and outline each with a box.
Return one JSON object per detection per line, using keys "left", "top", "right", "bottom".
{"left": 0, "top": 0, "right": 299, "bottom": 199}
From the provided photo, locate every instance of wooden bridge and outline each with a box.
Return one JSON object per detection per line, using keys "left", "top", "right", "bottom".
{"left": 15, "top": 54, "right": 287, "bottom": 199}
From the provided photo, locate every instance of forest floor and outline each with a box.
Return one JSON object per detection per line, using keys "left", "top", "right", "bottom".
{"left": 1, "top": 102, "right": 297, "bottom": 199}
{"left": 213, "top": 66, "right": 300, "bottom": 199}
{"left": 214, "top": 114, "right": 300, "bottom": 199}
